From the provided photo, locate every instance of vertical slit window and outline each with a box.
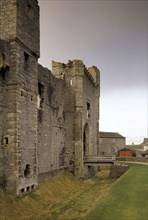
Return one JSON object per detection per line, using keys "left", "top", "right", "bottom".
{"left": 24, "top": 52, "right": 29, "bottom": 69}
{"left": 87, "top": 102, "right": 90, "bottom": 119}
{"left": 37, "top": 82, "right": 44, "bottom": 109}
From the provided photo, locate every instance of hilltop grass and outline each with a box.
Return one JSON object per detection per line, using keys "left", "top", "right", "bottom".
{"left": 0, "top": 167, "right": 114, "bottom": 220}
{"left": 84, "top": 164, "right": 148, "bottom": 220}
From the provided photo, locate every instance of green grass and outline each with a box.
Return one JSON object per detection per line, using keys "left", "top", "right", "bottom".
{"left": 84, "top": 164, "right": 148, "bottom": 220}
{"left": 0, "top": 165, "right": 147, "bottom": 220}
{"left": 0, "top": 169, "right": 114, "bottom": 220}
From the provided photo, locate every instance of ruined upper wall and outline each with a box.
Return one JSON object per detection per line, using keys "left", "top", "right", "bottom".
{"left": 37, "top": 64, "right": 75, "bottom": 178}
{"left": 0, "top": 0, "right": 40, "bottom": 57}
{"left": 52, "top": 60, "right": 100, "bottom": 87}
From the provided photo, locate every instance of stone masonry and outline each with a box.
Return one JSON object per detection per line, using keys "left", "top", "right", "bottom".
{"left": 0, "top": 0, "right": 100, "bottom": 195}
{"left": 99, "top": 132, "right": 125, "bottom": 156}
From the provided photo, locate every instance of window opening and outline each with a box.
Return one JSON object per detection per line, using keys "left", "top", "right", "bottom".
{"left": 37, "top": 83, "right": 44, "bottom": 109}
{"left": 24, "top": 52, "right": 29, "bottom": 69}
{"left": 21, "top": 188, "right": 25, "bottom": 193}
{"left": 26, "top": 0, "right": 31, "bottom": 9}
{"left": 24, "top": 164, "right": 31, "bottom": 177}
{"left": 26, "top": 186, "right": 30, "bottom": 192}
{"left": 88, "top": 165, "right": 92, "bottom": 170}
{"left": 3, "top": 137, "right": 9, "bottom": 144}
{"left": 60, "top": 72, "right": 64, "bottom": 79}
{"left": 87, "top": 101, "right": 90, "bottom": 119}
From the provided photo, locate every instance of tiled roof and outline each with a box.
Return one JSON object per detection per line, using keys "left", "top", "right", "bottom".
{"left": 126, "top": 138, "right": 148, "bottom": 150}
{"left": 99, "top": 132, "right": 125, "bottom": 139}
{"left": 119, "top": 147, "right": 133, "bottom": 151}
{"left": 126, "top": 144, "right": 142, "bottom": 150}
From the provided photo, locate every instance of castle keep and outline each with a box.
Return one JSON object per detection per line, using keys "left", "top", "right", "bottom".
{"left": 0, "top": 0, "right": 100, "bottom": 195}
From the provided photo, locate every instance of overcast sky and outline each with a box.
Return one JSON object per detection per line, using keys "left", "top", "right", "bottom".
{"left": 38, "top": 0, "right": 147, "bottom": 144}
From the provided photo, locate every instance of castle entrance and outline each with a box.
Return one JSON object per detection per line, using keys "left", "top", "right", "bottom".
{"left": 83, "top": 124, "right": 89, "bottom": 160}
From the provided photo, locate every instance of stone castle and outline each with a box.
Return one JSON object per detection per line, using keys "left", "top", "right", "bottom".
{"left": 0, "top": 0, "right": 100, "bottom": 195}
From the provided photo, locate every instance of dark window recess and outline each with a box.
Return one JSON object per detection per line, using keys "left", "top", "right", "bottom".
{"left": 26, "top": 0, "right": 34, "bottom": 19}
{"left": 60, "top": 72, "right": 64, "bottom": 79}
{"left": 26, "top": 0, "right": 31, "bottom": 9}
{"left": 3, "top": 137, "right": 9, "bottom": 144}
{"left": 21, "top": 188, "right": 25, "bottom": 193}
{"left": 87, "top": 102, "right": 90, "bottom": 110}
{"left": 31, "top": 184, "right": 34, "bottom": 190}
{"left": 38, "top": 83, "right": 44, "bottom": 109}
{"left": 24, "top": 164, "right": 31, "bottom": 177}
{"left": 88, "top": 165, "right": 92, "bottom": 170}
{"left": 0, "top": 52, "right": 9, "bottom": 77}
{"left": 24, "top": 52, "right": 29, "bottom": 69}
{"left": 87, "top": 102, "right": 91, "bottom": 119}
{"left": 0, "top": 174, "right": 7, "bottom": 190}
{"left": 26, "top": 186, "right": 30, "bottom": 192}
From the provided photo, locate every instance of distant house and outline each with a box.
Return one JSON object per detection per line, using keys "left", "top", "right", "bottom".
{"left": 126, "top": 138, "right": 148, "bottom": 158}
{"left": 118, "top": 148, "right": 133, "bottom": 158}
{"left": 99, "top": 132, "right": 125, "bottom": 156}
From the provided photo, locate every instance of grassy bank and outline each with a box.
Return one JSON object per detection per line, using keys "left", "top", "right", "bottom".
{"left": 0, "top": 164, "right": 147, "bottom": 220}
{"left": 85, "top": 164, "right": 148, "bottom": 220}
{"left": 0, "top": 168, "right": 114, "bottom": 220}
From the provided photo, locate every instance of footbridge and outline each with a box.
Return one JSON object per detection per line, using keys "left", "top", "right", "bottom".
{"left": 84, "top": 156, "right": 116, "bottom": 165}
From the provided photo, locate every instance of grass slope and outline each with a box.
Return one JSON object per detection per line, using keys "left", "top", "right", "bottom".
{"left": 85, "top": 164, "right": 148, "bottom": 220}
{"left": 0, "top": 168, "right": 114, "bottom": 220}
{"left": 0, "top": 164, "right": 147, "bottom": 220}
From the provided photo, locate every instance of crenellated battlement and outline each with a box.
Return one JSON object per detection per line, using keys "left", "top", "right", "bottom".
{"left": 84, "top": 65, "right": 100, "bottom": 87}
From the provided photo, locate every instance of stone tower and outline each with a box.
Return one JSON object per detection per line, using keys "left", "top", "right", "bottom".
{"left": 52, "top": 60, "right": 100, "bottom": 178}
{"left": 0, "top": 0, "right": 39, "bottom": 194}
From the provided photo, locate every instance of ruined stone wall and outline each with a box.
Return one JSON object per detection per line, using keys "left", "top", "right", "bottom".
{"left": 0, "top": 41, "right": 20, "bottom": 193}
{"left": 16, "top": 43, "right": 38, "bottom": 194}
{"left": 0, "top": 41, "right": 38, "bottom": 194}
{"left": 83, "top": 67, "right": 100, "bottom": 157}
{"left": 52, "top": 61, "right": 79, "bottom": 173}
{"left": 0, "top": 0, "right": 39, "bottom": 194}
{"left": 0, "top": 0, "right": 100, "bottom": 194}
{"left": 52, "top": 60, "right": 100, "bottom": 177}
{"left": 38, "top": 64, "right": 75, "bottom": 180}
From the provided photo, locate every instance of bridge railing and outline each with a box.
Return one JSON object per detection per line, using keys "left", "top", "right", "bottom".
{"left": 84, "top": 155, "right": 116, "bottom": 163}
